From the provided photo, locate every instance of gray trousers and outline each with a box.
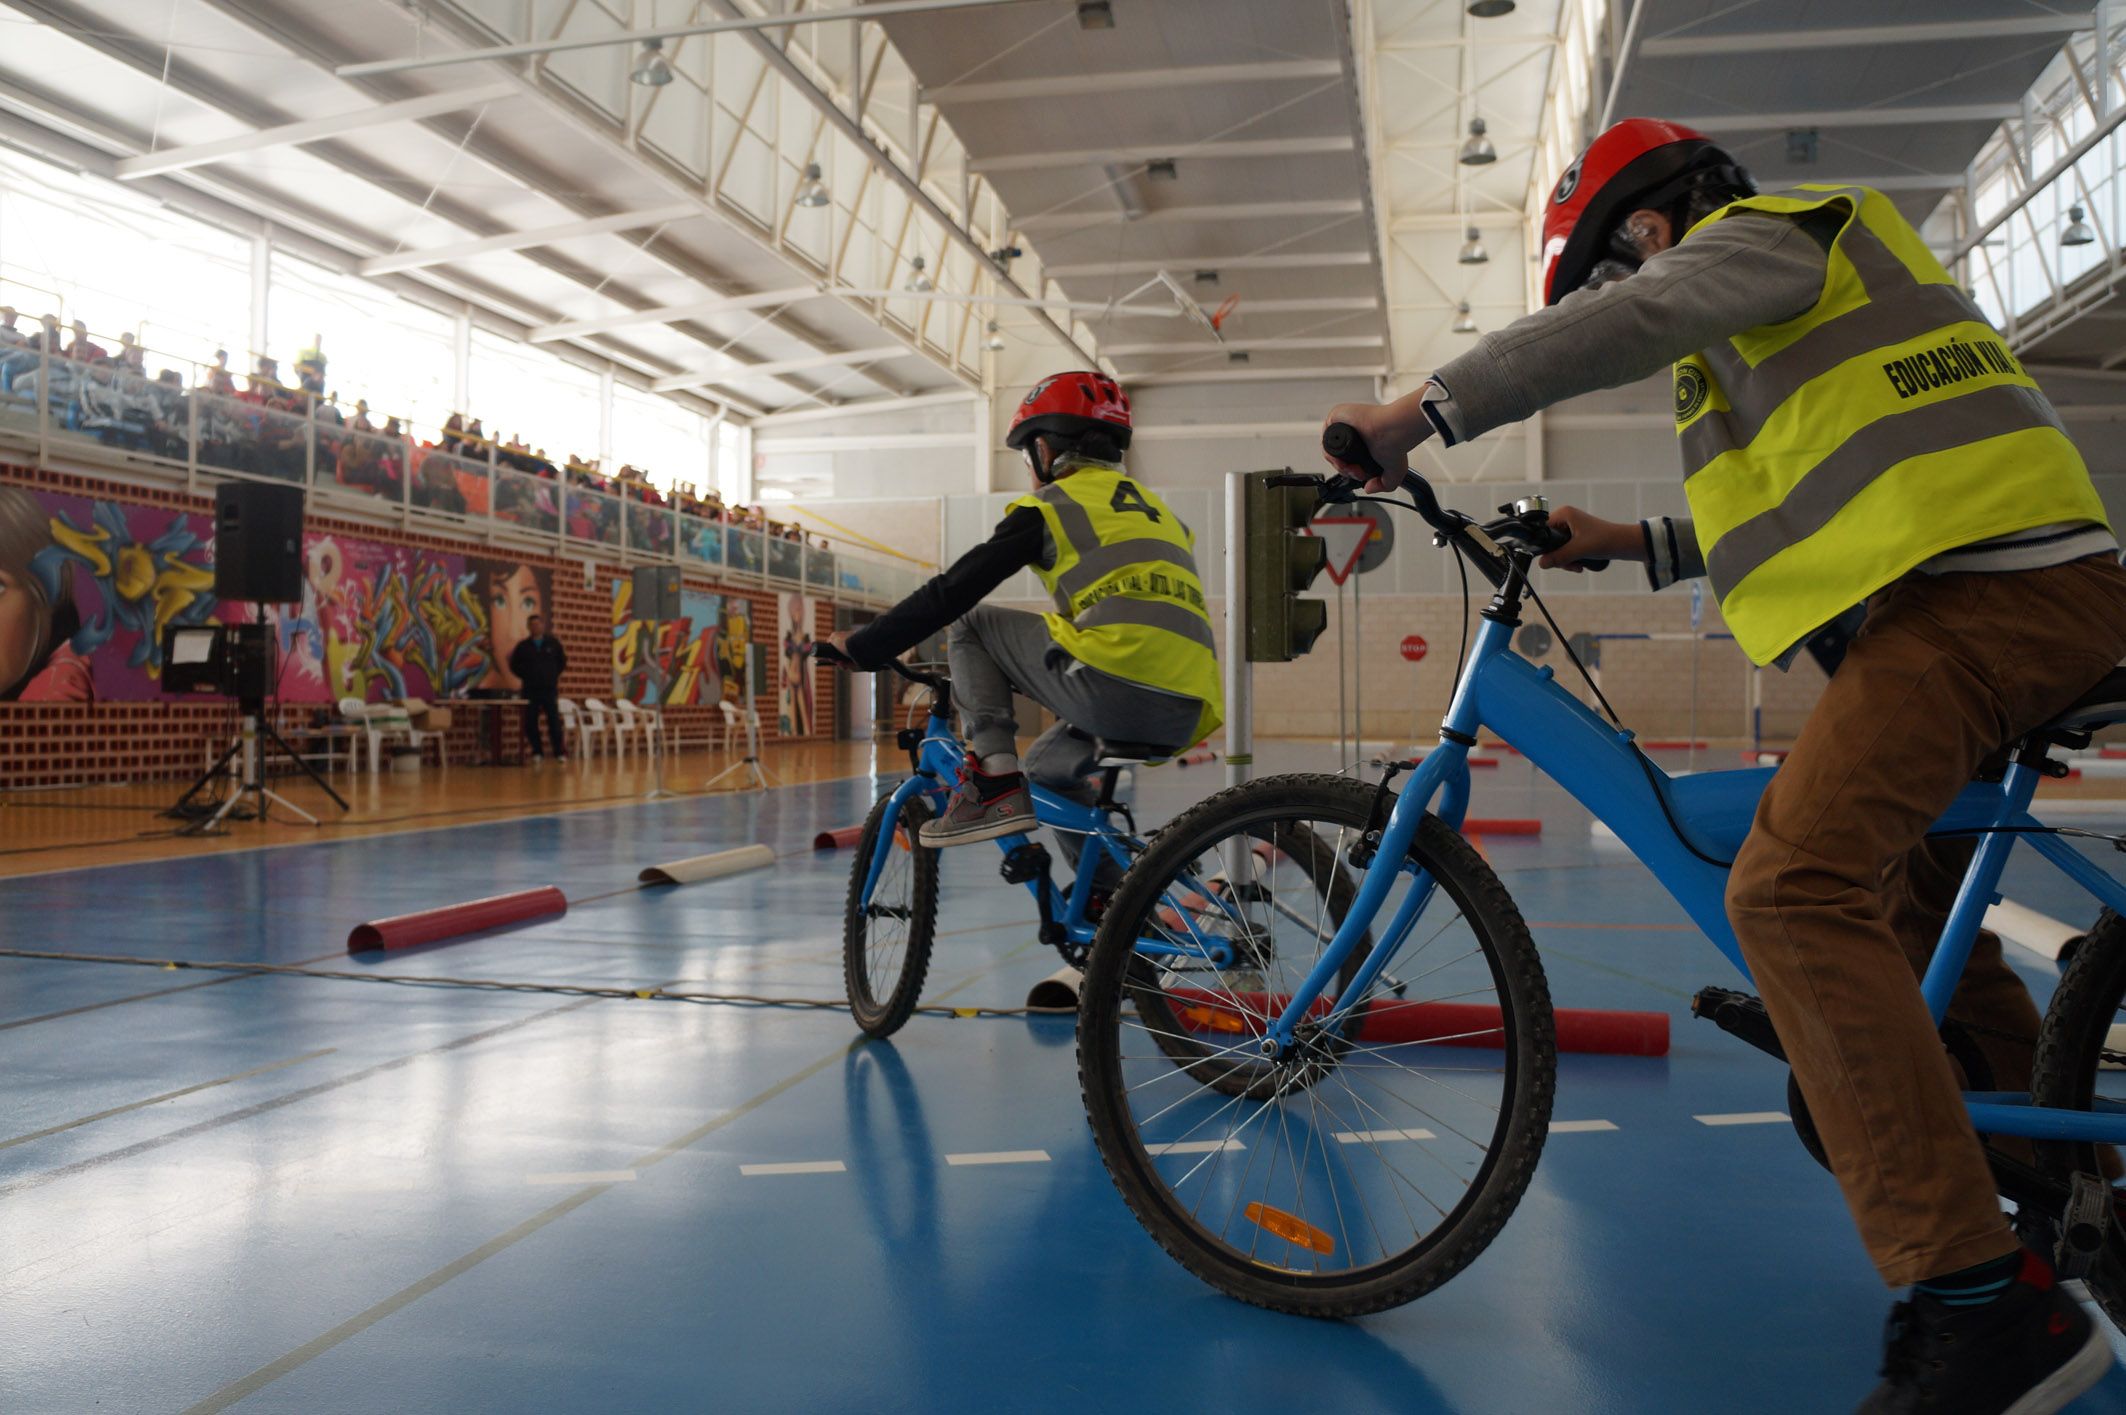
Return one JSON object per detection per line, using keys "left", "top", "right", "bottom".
{"left": 949, "top": 604, "right": 1201, "bottom": 881}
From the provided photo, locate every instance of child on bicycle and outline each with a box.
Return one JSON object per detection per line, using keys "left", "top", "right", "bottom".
{"left": 1326, "top": 118, "right": 2126, "bottom": 1414}
{"left": 826, "top": 372, "right": 1221, "bottom": 866}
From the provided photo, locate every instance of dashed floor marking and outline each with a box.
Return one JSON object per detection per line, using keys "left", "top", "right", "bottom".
{"left": 1144, "top": 1139, "right": 1244, "bottom": 1156}
{"left": 1550, "top": 1119, "right": 1619, "bottom": 1133}
{"left": 944, "top": 1150, "right": 1050, "bottom": 1166}
{"left": 1334, "top": 1128, "right": 1436, "bottom": 1144}
{"left": 740, "top": 1160, "right": 847, "bottom": 1176}
{"left": 1693, "top": 1112, "right": 1788, "bottom": 1127}
{"left": 526, "top": 1169, "right": 638, "bottom": 1185}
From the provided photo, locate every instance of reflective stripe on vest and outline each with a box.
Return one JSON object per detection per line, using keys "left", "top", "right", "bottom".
{"left": 1008, "top": 466, "right": 1224, "bottom": 742}
{"left": 1674, "top": 184, "right": 2109, "bottom": 665}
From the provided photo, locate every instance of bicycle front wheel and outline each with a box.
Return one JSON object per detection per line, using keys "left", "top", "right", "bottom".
{"left": 843, "top": 792, "right": 940, "bottom": 1038}
{"left": 1077, "top": 773, "right": 1555, "bottom": 1316}
{"left": 2030, "top": 908, "right": 2126, "bottom": 1330}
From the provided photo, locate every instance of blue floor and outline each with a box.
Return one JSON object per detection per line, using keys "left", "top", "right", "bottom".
{"left": 5, "top": 744, "right": 2126, "bottom": 1413}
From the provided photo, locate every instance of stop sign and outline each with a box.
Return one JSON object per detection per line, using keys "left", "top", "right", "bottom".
{"left": 1400, "top": 635, "right": 1428, "bottom": 663}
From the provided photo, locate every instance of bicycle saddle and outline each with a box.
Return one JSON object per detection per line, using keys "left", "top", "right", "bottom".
{"left": 1095, "top": 738, "right": 1180, "bottom": 767}
{"left": 2042, "top": 666, "right": 2126, "bottom": 734}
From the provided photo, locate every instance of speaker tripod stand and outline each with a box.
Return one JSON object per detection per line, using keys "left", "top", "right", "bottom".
{"left": 167, "top": 700, "right": 350, "bottom": 836}
{"left": 704, "top": 703, "right": 777, "bottom": 792}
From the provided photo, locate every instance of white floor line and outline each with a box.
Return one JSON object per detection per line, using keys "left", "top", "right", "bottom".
{"left": 1550, "top": 1119, "right": 1619, "bottom": 1133}
{"left": 740, "top": 1160, "right": 847, "bottom": 1177}
{"left": 525, "top": 1169, "right": 639, "bottom": 1185}
{"left": 1333, "top": 1127, "right": 1436, "bottom": 1144}
{"left": 944, "top": 1150, "right": 1051, "bottom": 1166}
{"left": 1693, "top": 1112, "right": 1789, "bottom": 1127}
{"left": 1144, "top": 1139, "right": 1244, "bottom": 1156}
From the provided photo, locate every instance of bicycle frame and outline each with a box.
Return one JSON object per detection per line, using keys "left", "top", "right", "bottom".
{"left": 859, "top": 702, "right": 1210, "bottom": 961}
{"left": 1265, "top": 611, "right": 2126, "bottom": 1145}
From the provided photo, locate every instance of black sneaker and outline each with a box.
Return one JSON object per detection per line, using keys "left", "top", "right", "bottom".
{"left": 1858, "top": 1250, "right": 2112, "bottom": 1413}
{"left": 918, "top": 765, "right": 1036, "bottom": 847}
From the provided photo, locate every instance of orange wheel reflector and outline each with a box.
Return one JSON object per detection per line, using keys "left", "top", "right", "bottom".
{"left": 1180, "top": 1004, "right": 1249, "bottom": 1035}
{"left": 893, "top": 827, "right": 912, "bottom": 851}
{"left": 1244, "top": 1202, "right": 1335, "bottom": 1256}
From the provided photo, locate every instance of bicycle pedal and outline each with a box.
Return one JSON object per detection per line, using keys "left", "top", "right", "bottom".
{"left": 1691, "top": 986, "right": 1789, "bottom": 1064}
{"left": 1000, "top": 843, "right": 1052, "bottom": 886}
{"left": 2057, "top": 1171, "right": 2111, "bottom": 1279}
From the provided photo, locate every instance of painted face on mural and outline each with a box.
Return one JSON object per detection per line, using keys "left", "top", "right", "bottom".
{"left": 486, "top": 564, "right": 544, "bottom": 681}
{"left": 0, "top": 564, "right": 42, "bottom": 697}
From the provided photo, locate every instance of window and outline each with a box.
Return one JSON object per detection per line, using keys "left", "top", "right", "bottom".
{"left": 268, "top": 253, "right": 457, "bottom": 430}
{"left": 468, "top": 329, "right": 603, "bottom": 464}
{"left": 611, "top": 384, "right": 709, "bottom": 492}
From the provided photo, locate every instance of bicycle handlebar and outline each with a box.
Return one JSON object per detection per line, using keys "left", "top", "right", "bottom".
{"left": 809, "top": 640, "right": 950, "bottom": 694}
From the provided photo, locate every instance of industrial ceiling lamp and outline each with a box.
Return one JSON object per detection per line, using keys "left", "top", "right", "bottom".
{"left": 1077, "top": 1, "right": 1114, "bottom": 29}
{"left": 2063, "top": 204, "right": 2097, "bottom": 247}
{"left": 1466, "top": 0, "right": 1515, "bottom": 14}
{"left": 1459, "top": 117, "right": 1496, "bottom": 166}
{"left": 794, "top": 162, "right": 830, "bottom": 209}
{"left": 631, "top": 37, "right": 674, "bottom": 87}
{"left": 984, "top": 320, "right": 1006, "bottom": 351}
{"left": 905, "top": 256, "right": 934, "bottom": 293}
{"left": 1453, "top": 300, "right": 1478, "bottom": 334}
{"left": 1458, "top": 227, "right": 1489, "bottom": 265}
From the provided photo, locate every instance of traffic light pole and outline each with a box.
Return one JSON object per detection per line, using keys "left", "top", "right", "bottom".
{"left": 1224, "top": 468, "right": 1251, "bottom": 795}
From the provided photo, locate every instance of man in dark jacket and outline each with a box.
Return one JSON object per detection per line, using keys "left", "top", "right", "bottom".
{"left": 508, "top": 615, "right": 568, "bottom": 761}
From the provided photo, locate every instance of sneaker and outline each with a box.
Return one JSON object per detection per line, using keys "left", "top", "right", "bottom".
{"left": 1858, "top": 1250, "right": 2112, "bottom": 1413}
{"left": 918, "top": 765, "right": 1036, "bottom": 847}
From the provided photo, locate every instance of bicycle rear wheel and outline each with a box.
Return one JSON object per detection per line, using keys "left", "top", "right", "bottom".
{"left": 843, "top": 792, "right": 940, "bottom": 1038}
{"left": 1077, "top": 773, "right": 1555, "bottom": 1317}
{"left": 2029, "top": 908, "right": 2126, "bottom": 1329}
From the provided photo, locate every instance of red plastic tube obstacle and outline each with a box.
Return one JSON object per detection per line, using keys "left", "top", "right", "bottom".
{"left": 1170, "top": 988, "right": 1667, "bottom": 1057}
{"left": 347, "top": 886, "right": 567, "bottom": 953}
{"left": 814, "top": 824, "right": 865, "bottom": 851}
{"left": 1176, "top": 748, "right": 1219, "bottom": 767}
{"left": 1462, "top": 818, "right": 1541, "bottom": 836}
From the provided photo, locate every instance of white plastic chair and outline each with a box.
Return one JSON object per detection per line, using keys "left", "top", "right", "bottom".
{"left": 339, "top": 696, "right": 415, "bottom": 773}
{"left": 559, "top": 698, "right": 603, "bottom": 760}
{"left": 590, "top": 699, "right": 636, "bottom": 760}
{"left": 716, "top": 700, "right": 744, "bottom": 753}
{"left": 618, "top": 699, "right": 665, "bottom": 757}
{"left": 398, "top": 698, "right": 447, "bottom": 768}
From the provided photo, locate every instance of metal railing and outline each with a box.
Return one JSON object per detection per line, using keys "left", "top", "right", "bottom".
{"left": 0, "top": 339, "right": 929, "bottom": 605}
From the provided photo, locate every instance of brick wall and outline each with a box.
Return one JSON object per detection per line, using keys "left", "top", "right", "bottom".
{"left": 0, "top": 461, "right": 836, "bottom": 788}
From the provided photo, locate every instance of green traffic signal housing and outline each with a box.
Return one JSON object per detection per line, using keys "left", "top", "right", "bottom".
{"left": 1243, "top": 470, "right": 1330, "bottom": 663}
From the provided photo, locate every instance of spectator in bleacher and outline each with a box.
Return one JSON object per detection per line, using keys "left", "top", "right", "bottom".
{"left": 0, "top": 308, "right": 23, "bottom": 349}
{"left": 205, "top": 348, "right": 236, "bottom": 397}
{"left": 117, "top": 332, "right": 145, "bottom": 374}
{"left": 351, "top": 399, "right": 375, "bottom": 433}
{"left": 242, "top": 355, "right": 278, "bottom": 403}
{"left": 65, "top": 321, "right": 104, "bottom": 363}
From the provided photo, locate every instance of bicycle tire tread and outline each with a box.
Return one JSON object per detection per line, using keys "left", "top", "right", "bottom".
{"left": 843, "top": 793, "right": 941, "bottom": 1038}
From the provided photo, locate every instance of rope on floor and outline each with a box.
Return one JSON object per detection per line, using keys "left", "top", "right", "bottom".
{"left": 0, "top": 947, "right": 1075, "bottom": 1020}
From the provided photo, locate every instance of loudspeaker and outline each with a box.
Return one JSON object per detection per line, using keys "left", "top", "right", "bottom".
{"left": 632, "top": 563, "right": 681, "bottom": 622}
{"left": 213, "top": 481, "right": 306, "bottom": 603}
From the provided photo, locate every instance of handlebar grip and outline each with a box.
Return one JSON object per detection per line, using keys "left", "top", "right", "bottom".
{"left": 810, "top": 640, "right": 853, "bottom": 666}
{"left": 1321, "top": 422, "right": 1386, "bottom": 482}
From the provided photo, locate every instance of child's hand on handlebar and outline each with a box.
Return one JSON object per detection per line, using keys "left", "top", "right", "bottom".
{"left": 1537, "top": 507, "right": 1643, "bottom": 572}
{"left": 1322, "top": 400, "right": 1434, "bottom": 492}
{"left": 814, "top": 631, "right": 856, "bottom": 666}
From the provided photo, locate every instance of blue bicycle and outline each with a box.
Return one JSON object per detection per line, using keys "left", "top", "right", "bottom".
{"left": 1074, "top": 425, "right": 2126, "bottom": 1320}
{"left": 839, "top": 654, "right": 1372, "bottom": 1046}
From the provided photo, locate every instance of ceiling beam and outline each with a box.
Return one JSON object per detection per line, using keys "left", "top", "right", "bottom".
{"left": 750, "top": 390, "right": 978, "bottom": 428}
{"left": 654, "top": 346, "right": 908, "bottom": 395}
{"left": 1674, "top": 104, "right": 2020, "bottom": 134}
{"left": 336, "top": 0, "right": 1045, "bottom": 78}
{"left": 1103, "top": 335, "right": 1383, "bottom": 356}
{"left": 1020, "top": 199, "right": 1363, "bottom": 233}
{"left": 357, "top": 203, "right": 701, "bottom": 276}
{"left": 924, "top": 59, "right": 1342, "bottom": 106}
{"left": 528, "top": 286, "right": 821, "bottom": 344}
{"left": 1820, "top": 173, "right": 1967, "bottom": 192}
{"left": 1641, "top": 14, "right": 2094, "bottom": 59}
{"left": 969, "top": 135, "right": 1355, "bottom": 175}
{"left": 1130, "top": 365, "right": 1385, "bottom": 387}
{"left": 114, "top": 82, "right": 518, "bottom": 180}
{"left": 1044, "top": 251, "right": 1373, "bottom": 278}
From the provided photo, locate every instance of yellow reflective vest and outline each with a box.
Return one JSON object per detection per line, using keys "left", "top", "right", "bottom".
{"left": 1008, "top": 464, "right": 1224, "bottom": 743}
{"left": 1674, "top": 184, "right": 2109, "bottom": 665}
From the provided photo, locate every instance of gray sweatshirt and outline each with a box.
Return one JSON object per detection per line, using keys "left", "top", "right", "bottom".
{"left": 1422, "top": 210, "right": 2114, "bottom": 597}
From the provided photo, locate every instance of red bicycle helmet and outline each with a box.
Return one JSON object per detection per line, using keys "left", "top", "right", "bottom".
{"left": 1541, "top": 118, "right": 1751, "bottom": 305}
{"left": 1005, "top": 370, "right": 1132, "bottom": 452}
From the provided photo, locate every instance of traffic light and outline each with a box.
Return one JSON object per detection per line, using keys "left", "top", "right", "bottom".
{"left": 1244, "top": 470, "right": 1329, "bottom": 662}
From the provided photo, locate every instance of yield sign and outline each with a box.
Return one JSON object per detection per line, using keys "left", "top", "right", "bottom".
{"left": 1309, "top": 516, "right": 1373, "bottom": 586}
